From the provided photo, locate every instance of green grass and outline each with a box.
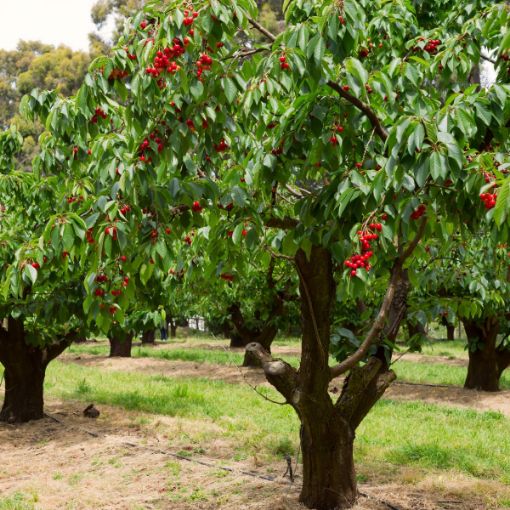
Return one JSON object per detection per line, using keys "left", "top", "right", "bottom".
{"left": 420, "top": 339, "right": 468, "bottom": 358}
{"left": 42, "top": 360, "right": 510, "bottom": 485}
{"left": 0, "top": 493, "right": 36, "bottom": 510}
{"left": 394, "top": 359, "right": 510, "bottom": 390}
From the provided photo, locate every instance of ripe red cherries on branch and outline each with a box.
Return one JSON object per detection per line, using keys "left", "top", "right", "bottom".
{"left": 480, "top": 193, "right": 497, "bottom": 209}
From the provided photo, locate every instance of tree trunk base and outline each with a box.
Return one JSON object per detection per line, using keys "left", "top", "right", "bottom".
{"left": 0, "top": 365, "right": 45, "bottom": 423}
{"left": 299, "top": 415, "right": 357, "bottom": 510}
{"left": 109, "top": 334, "right": 133, "bottom": 357}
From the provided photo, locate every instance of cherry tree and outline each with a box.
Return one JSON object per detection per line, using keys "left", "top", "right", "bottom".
{"left": 20, "top": 0, "right": 510, "bottom": 507}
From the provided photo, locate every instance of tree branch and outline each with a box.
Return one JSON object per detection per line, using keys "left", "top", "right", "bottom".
{"left": 329, "top": 263, "right": 402, "bottom": 380}
{"left": 481, "top": 53, "right": 497, "bottom": 65}
{"left": 245, "top": 342, "right": 299, "bottom": 402}
{"left": 329, "top": 218, "right": 427, "bottom": 380}
{"left": 399, "top": 217, "right": 427, "bottom": 262}
{"left": 265, "top": 216, "right": 299, "bottom": 229}
{"left": 327, "top": 80, "right": 388, "bottom": 141}
{"left": 248, "top": 17, "right": 277, "bottom": 43}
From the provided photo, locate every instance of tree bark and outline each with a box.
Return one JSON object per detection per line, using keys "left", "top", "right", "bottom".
{"left": 141, "top": 330, "right": 155, "bottom": 345}
{"left": 246, "top": 246, "right": 400, "bottom": 510}
{"left": 463, "top": 317, "right": 504, "bottom": 391}
{"left": 0, "top": 318, "right": 72, "bottom": 423}
{"left": 447, "top": 324, "right": 455, "bottom": 341}
{"left": 169, "top": 317, "right": 177, "bottom": 338}
{"left": 229, "top": 296, "right": 283, "bottom": 367}
{"left": 109, "top": 333, "right": 133, "bottom": 357}
{"left": 299, "top": 410, "right": 356, "bottom": 509}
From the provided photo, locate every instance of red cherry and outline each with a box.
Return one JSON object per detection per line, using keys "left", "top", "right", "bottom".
{"left": 31, "top": 262, "right": 40, "bottom": 270}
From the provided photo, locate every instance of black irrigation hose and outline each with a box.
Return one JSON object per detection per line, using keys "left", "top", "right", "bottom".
{"left": 394, "top": 380, "right": 453, "bottom": 389}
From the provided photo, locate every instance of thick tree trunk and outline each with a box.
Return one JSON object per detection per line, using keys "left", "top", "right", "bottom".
{"left": 295, "top": 247, "right": 357, "bottom": 508}
{"left": 447, "top": 324, "right": 455, "bottom": 341}
{"left": 0, "top": 318, "right": 72, "bottom": 423}
{"left": 109, "top": 333, "right": 133, "bottom": 357}
{"left": 141, "top": 330, "right": 155, "bottom": 345}
{"left": 247, "top": 247, "right": 399, "bottom": 510}
{"left": 463, "top": 318, "right": 501, "bottom": 391}
{"left": 1, "top": 355, "right": 46, "bottom": 423}
{"left": 299, "top": 411, "right": 356, "bottom": 509}
{"left": 170, "top": 324, "right": 177, "bottom": 338}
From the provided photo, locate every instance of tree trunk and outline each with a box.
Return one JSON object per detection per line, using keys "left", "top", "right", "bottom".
{"left": 294, "top": 247, "right": 358, "bottom": 508}
{"left": 447, "top": 324, "right": 455, "bottom": 341}
{"left": 1, "top": 354, "right": 46, "bottom": 423}
{"left": 300, "top": 414, "right": 356, "bottom": 509}
{"left": 246, "top": 246, "right": 398, "bottom": 510}
{"left": 0, "top": 318, "right": 72, "bottom": 423}
{"left": 141, "top": 330, "right": 155, "bottom": 345}
{"left": 170, "top": 323, "right": 177, "bottom": 338}
{"left": 109, "top": 333, "right": 133, "bottom": 357}
{"left": 242, "top": 325, "right": 278, "bottom": 367}
{"left": 463, "top": 318, "right": 500, "bottom": 391}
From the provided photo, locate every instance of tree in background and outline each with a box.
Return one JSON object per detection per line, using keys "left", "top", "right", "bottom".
{"left": 0, "top": 42, "right": 90, "bottom": 167}
{"left": 0, "top": 126, "right": 88, "bottom": 422}
{"left": 413, "top": 234, "right": 510, "bottom": 391}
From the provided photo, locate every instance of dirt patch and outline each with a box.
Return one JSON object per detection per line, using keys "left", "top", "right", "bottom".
{"left": 385, "top": 382, "right": 510, "bottom": 416}
{"left": 64, "top": 354, "right": 268, "bottom": 386}
{"left": 0, "top": 398, "right": 498, "bottom": 510}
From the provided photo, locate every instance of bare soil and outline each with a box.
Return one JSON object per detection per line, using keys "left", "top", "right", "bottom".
{"left": 0, "top": 397, "right": 501, "bottom": 510}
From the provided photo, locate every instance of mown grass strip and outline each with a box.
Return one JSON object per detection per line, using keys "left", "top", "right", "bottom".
{"left": 43, "top": 361, "right": 510, "bottom": 485}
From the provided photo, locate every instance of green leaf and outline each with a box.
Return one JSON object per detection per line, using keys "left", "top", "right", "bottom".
{"left": 222, "top": 77, "right": 237, "bottom": 104}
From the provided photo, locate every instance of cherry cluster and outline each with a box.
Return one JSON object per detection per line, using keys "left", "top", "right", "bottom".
{"left": 214, "top": 139, "right": 229, "bottom": 153}
{"left": 105, "top": 225, "right": 118, "bottom": 240}
{"left": 196, "top": 53, "right": 213, "bottom": 78}
{"left": 344, "top": 225, "right": 382, "bottom": 277}
{"left": 483, "top": 171, "right": 496, "bottom": 184}
{"left": 279, "top": 54, "right": 290, "bottom": 70}
{"left": 183, "top": 9, "right": 199, "bottom": 26}
{"left": 410, "top": 204, "right": 426, "bottom": 220}
{"left": 145, "top": 41, "right": 186, "bottom": 77}
{"left": 139, "top": 130, "right": 166, "bottom": 162}
{"left": 480, "top": 192, "right": 497, "bottom": 209}
{"left": 414, "top": 38, "right": 441, "bottom": 55}
{"left": 86, "top": 228, "right": 95, "bottom": 244}
{"left": 90, "top": 107, "right": 108, "bottom": 124}
{"left": 329, "top": 124, "right": 344, "bottom": 145}
{"left": 192, "top": 200, "right": 203, "bottom": 212}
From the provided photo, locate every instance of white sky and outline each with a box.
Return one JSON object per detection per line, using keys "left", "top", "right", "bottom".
{"left": 0, "top": 0, "right": 109, "bottom": 52}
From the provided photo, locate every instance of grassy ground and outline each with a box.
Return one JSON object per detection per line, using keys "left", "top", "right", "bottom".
{"left": 3, "top": 332, "right": 510, "bottom": 508}
{"left": 67, "top": 337, "right": 510, "bottom": 389}
{"left": 0, "top": 493, "right": 36, "bottom": 510}
{"left": 43, "top": 360, "right": 510, "bottom": 488}
{"left": 393, "top": 359, "right": 510, "bottom": 389}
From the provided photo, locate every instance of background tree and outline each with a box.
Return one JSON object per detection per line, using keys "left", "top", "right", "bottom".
{"left": 0, "top": 42, "right": 90, "bottom": 167}
{"left": 414, "top": 234, "right": 510, "bottom": 391}
{"left": 0, "top": 127, "right": 89, "bottom": 422}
